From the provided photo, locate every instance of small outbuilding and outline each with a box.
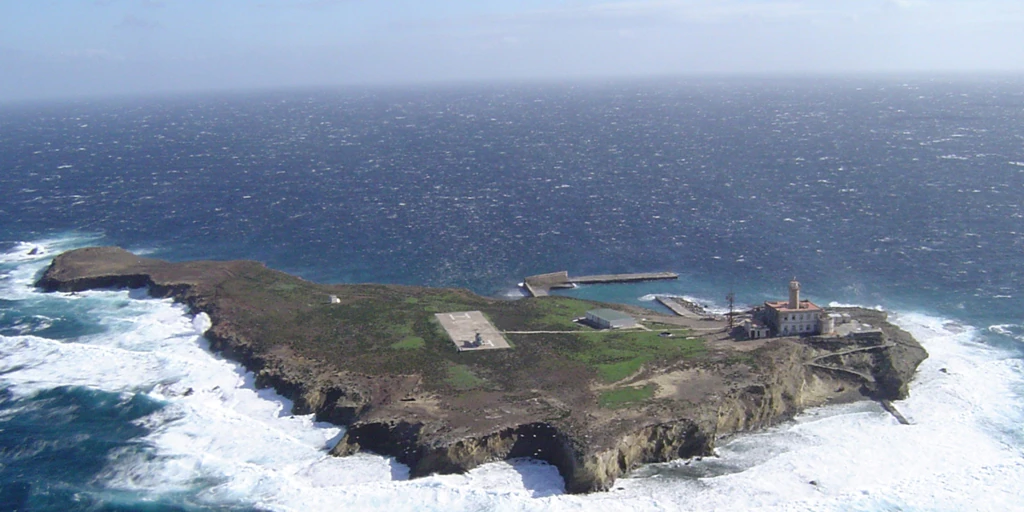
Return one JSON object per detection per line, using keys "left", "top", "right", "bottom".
{"left": 585, "top": 309, "right": 637, "bottom": 329}
{"left": 743, "top": 318, "right": 770, "bottom": 339}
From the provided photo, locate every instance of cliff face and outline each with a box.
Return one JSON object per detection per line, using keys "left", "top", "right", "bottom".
{"left": 332, "top": 418, "right": 711, "bottom": 493}
{"left": 36, "top": 247, "right": 928, "bottom": 494}
{"left": 327, "top": 311, "right": 927, "bottom": 493}
{"left": 328, "top": 309, "right": 928, "bottom": 492}
{"left": 36, "top": 247, "right": 376, "bottom": 425}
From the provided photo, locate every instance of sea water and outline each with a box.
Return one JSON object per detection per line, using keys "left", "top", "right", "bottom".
{"left": 1, "top": 77, "right": 1023, "bottom": 510}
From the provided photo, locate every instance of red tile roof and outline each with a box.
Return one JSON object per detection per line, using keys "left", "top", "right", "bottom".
{"left": 765, "top": 300, "right": 822, "bottom": 313}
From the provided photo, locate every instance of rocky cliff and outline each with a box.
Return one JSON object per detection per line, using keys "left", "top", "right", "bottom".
{"left": 36, "top": 247, "right": 928, "bottom": 493}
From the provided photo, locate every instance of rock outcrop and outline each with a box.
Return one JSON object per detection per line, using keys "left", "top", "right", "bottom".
{"left": 36, "top": 247, "right": 928, "bottom": 493}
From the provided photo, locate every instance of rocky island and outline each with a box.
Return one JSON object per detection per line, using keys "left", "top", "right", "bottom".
{"left": 36, "top": 247, "right": 928, "bottom": 493}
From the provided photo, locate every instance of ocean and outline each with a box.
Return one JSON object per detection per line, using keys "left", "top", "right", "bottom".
{"left": 1, "top": 77, "right": 1022, "bottom": 511}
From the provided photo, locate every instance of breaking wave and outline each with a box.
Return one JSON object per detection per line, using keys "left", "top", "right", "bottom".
{"left": 2, "top": 237, "right": 1023, "bottom": 511}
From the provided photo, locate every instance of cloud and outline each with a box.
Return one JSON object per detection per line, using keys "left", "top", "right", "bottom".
{"left": 455, "top": 0, "right": 834, "bottom": 26}
{"left": 115, "top": 14, "right": 160, "bottom": 30}
{"left": 254, "top": 0, "right": 354, "bottom": 10}
{"left": 447, "top": 0, "right": 1023, "bottom": 29}
{"left": 94, "top": 0, "right": 165, "bottom": 6}
{"left": 576, "top": 0, "right": 824, "bottom": 22}
{"left": 58, "top": 48, "right": 124, "bottom": 61}
{"left": 885, "top": 0, "right": 926, "bottom": 8}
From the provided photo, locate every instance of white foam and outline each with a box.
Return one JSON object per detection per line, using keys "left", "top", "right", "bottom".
{"left": 502, "top": 288, "right": 528, "bottom": 299}
{"left": 639, "top": 293, "right": 728, "bottom": 315}
{"left": 828, "top": 301, "right": 885, "bottom": 310}
{"left": 0, "top": 233, "right": 102, "bottom": 264}
{"left": 592, "top": 309, "right": 1024, "bottom": 511}
{"left": 989, "top": 323, "right": 1024, "bottom": 343}
{"left": 193, "top": 312, "right": 212, "bottom": 334}
{"left": 3, "top": 237, "right": 1024, "bottom": 511}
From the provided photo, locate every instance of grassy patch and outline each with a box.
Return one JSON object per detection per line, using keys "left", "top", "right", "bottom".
{"left": 203, "top": 265, "right": 706, "bottom": 396}
{"left": 391, "top": 336, "right": 425, "bottom": 350}
{"left": 564, "top": 330, "right": 706, "bottom": 383}
{"left": 642, "top": 321, "right": 686, "bottom": 331}
{"left": 726, "top": 352, "right": 759, "bottom": 369}
{"left": 599, "top": 384, "right": 655, "bottom": 409}
{"left": 387, "top": 321, "right": 415, "bottom": 338}
{"left": 418, "top": 290, "right": 481, "bottom": 314}
{"left": 596, "top": 356, "right": 649, "bottom": 382}
{"left": 270, "top": 282, "right": 298, "bottom": 292}
{"left": 518, "top": 297, "right": 595, "bottom": 330}
{"left": 446, "top": 363, "right": 485, "bottom": 390}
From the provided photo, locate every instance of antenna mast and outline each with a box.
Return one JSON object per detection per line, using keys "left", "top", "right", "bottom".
{"left": 726, "top": 291, "right": 735, "bottom": 333}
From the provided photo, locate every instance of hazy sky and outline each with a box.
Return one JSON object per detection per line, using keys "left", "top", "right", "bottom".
{"left": 2, "top": 0, "right": 1023, "bottom": 101}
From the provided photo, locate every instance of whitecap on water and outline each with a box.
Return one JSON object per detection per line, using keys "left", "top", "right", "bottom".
{"left": 3, "top": 237, "right": 1024, "bottom": 511}
{"left": 599, "top": 310, "right": 1024, "bottom": 511}
{"left": 989, "top": 323, "right": 1024, "bottom": 344}
{"left": 502, "top": 287, "right": 528, "bottom": 299}
{"left": 0, "top": 237, "right": 568, "bottom": 510}
{"left": 639, "top": 293, "right": 727, "bottom": 316}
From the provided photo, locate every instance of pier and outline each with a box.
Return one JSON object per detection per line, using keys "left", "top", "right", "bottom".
{"left": 522, "top": 270, "right": 678, "bottom": 297}
{"left": 656, "top": 296, "right": 707, "bottom": 319}
{"left": 880, "top": 399, "right": 912, "bottom": 425}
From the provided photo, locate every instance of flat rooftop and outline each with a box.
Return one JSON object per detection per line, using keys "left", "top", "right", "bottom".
{"left": 435, "top": 311, "right": 512, "bottom": 352}
{"left": 765, "top": 300, "right": 822, "bottom": 312}
{"left": 587, "top": 308, "right": 635, "bottom": 322}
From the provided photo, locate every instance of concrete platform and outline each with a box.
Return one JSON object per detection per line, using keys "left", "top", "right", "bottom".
{"left": 522, "top": 270, "right": 678, "bottom": 297}
{"left": 435, "top": 311, "right": 511, "bottom": 352}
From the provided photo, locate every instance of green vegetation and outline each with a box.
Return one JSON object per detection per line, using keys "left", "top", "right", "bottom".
{"left": 567, "top": 330, "right": 705, "bottom": 383}
{"left": 511, "top": 296, "right": 594, "bottom": 331}
{"left": 391, "top": 336, "right": 425, "bottom": 350}
{"left": 446, "top": 363, "right": 485, "bottom": 390}
{"left": 270, "top": 281, "right": 298, "bottom": 293}
{"left": 727, "top": 353, "right": 757, "bottom": 366}
{"left": 596, "top": 358, "right": 646, "bottom": 383}
{"left": 642, "top": 321, "right": 683, "bottom": 330}
{"left": 204, "top": 267, "right": 706, "bottom": 395}
{"left": 599, "top": 384, "right": 655, "bottom": 409}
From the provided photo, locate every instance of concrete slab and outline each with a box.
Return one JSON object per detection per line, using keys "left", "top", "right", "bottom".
{"left": 435, "top": 311, "right": 511, "bottom": 352}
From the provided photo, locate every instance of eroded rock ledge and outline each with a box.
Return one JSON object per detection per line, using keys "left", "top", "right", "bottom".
{"left": 36, "top": 247, "right": 928, "bottom": 493}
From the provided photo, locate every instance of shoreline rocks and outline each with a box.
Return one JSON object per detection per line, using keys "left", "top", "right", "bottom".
{"left": 35, "top": 247, "right": 928, "bottom": 494}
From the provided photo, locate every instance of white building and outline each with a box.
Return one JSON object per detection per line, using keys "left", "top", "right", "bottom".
{"left": 585, "top": 309, "right": 637, "bottom": 329}
{"left": 762, "top": 279, "right": 827, "bottom": 337}
{"left": 743, "top": 318, "right": 770, "bottom": 339}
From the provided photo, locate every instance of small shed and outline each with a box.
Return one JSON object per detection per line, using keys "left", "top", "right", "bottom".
{"left": 743, "top": 318, "right": 770, "bottom": 339}
{"left": 585, "top": 309, "right": 637, "bottom": 329}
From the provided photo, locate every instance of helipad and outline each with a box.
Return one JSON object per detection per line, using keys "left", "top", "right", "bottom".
{"left": 435, "top": 311, "right": 511, "bottom": 352}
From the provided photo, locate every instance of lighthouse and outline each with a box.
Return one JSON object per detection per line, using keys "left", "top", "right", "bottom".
{"left": 760, "top": 279, "right": 823, "bottom": 337}
{"left": 788, "top": 278, "right": 800, "bottom": 309}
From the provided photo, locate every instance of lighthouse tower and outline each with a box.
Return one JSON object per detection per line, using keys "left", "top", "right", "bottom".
{"left": 763, "top": 278, "right": 822, "bottom": 337}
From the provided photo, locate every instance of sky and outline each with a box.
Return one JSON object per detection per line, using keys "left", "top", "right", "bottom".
{"left": 1, "top": 0, "right": 1023, "bottom": 101}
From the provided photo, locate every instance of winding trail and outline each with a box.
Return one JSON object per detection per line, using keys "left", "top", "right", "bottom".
{"left": 810, "top": 342, "right": 895, "bottom": 361}
{"left": 802, "top": 342, "right": 895, "bottom": 384}
{"left": 804, "top": 363, "right": 877, "bottom": 383}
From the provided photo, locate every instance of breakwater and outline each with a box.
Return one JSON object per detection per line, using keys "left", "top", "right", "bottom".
{"left": 522, "top": 270, "right": 678, "bottom": 297}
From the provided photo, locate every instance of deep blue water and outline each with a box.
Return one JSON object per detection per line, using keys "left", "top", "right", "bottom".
{"left": 0, "top": 387, "right": 178, "bottom": 512}
{"left": 1, "top": 77, "right": 1023, "bottom": 511}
